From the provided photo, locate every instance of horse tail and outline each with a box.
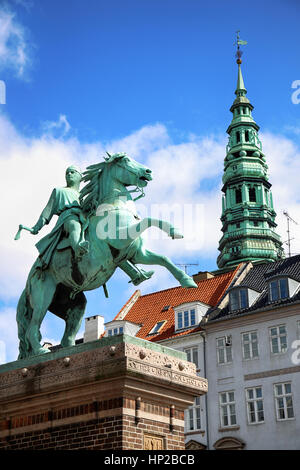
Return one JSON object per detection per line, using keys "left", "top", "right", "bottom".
{"left": 16, "top": 288, "right": 33, "bottom": 360}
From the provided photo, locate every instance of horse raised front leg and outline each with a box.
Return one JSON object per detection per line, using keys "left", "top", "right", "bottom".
{"left": 131, "top": 248, "right": 197, "bottom": 289}
{"left": 118, "top": 217, "right": 184, "bottom": 241}
{"left": 26, "top": 273, "right": 57, "bottom": 356}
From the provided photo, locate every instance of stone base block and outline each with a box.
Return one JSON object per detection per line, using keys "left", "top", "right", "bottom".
{"left": 0, "top": 334, "right": 207, "bottom": 450}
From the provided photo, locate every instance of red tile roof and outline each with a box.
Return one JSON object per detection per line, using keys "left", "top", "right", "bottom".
{"left": 114, "top": 267, "right": 239, "bottom": 342}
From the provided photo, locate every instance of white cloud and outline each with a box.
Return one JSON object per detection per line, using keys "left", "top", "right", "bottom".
{"left": 1, "top": 114, "right": 300, "bottom": 361}
{"left": 0, "top": 307, "right": 19, "bottom": 363}
{"left": 0, "top": 6, "right": 33, "bottom": 79}
{"left": 42, "top": 114, "right": 71, "bottom": 138}
{"left": 260, "top": 132, "right": 300, "bottom": 256}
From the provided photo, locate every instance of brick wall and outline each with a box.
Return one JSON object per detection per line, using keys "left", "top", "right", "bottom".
{"left": 0, "top": 397, "right": 185, "bottom": 450}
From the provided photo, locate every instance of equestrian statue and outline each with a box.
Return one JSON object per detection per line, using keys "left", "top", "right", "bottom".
{"left": 15, "top": 152, "right": 197, "bottom": 359}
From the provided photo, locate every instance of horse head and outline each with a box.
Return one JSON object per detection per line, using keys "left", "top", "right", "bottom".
{"left": 105, "top": 152, "right": 153, "bottom": 189}
{"left": 80, "top": 153, "right": 153, "bottom": 216}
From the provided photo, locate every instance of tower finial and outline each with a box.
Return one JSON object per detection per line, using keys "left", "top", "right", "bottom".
{"left": 234, "top": 30, "right": 247, "bottom": 64}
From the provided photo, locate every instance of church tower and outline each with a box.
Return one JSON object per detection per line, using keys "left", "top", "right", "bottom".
{"left": 217, "top": 34, "right": 284, "bottom": 269}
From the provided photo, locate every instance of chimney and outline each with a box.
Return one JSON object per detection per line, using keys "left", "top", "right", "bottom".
{"left": 83, "top": 315, "right": 105, "bottom": 343}
{"left": 193, "top": 271, "right": 215, "bottom": 282}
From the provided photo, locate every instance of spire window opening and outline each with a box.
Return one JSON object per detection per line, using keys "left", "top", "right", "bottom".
{"left": 235, "top": 188, "right": 242, "bottom": 204}
{"left": 236, "top": 131, "right": 241, "bottom": 143}
{"left": 249, "top": 187, "right": 256, "bottom": 202}
{"left": 245, "top": 131, "right": 249, "bottom": 142}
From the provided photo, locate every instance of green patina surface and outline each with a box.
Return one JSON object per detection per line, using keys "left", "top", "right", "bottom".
{"left": 15, "top": 152, "right": 197, "bottom": 361}
{"left": 0, "top": 334, "right": 187, "bottom": 374}
{"left": 217, "top": 44, "right": 284, "bottom": 269}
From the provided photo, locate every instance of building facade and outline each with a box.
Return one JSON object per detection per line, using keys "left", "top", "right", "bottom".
{"left": 103, "top": 257, "right": 300, "bottom": 449}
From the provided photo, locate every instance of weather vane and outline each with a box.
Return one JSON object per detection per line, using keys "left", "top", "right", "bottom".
{"left": 234, "top": 30, "right": 247, "bottom": 64}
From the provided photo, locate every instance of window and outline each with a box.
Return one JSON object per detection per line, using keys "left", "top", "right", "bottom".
{"left": 217, "top": 336, "right": 232, "bottom": 364}
{"left": 161, "top": 305, "right": 170, "bottom": 312}
{"left": 246, "top": 387, "right": 264, "bottom": 424}
{"left": 185, "top": 397, "right": 201, "bottom": 431}
{"left": 269, "top": 325, "right": 287, "bottom": 354}
{"left": 219, "top": 391, "right": 237, "bottom": 427}
{"left": 269, "top": 278, "right": 289, "bottom": 301}
{"left": 184, "top": 347, "right": 199, "bottom": 369}
{"left": 245, "top": 130, "right": 249, "bottom": 142}
{"left": 236, "top": 131, "right": 240, "bottom": 143}
{"left": 242, "top": 331, "right": 259, "bottom": 360}
{"left": 235, "top": 188, "right": 242, "bottom": 204}
{"left": 177, "top": 309, "right": 196, "bottom": 330}
{"left": 249, "top": 187, "right": 256, "bottom": 202}
{"left": 149, "top": 320, "right": 166, "bottom": 335}
{"left": 230, "top": 289, "right": 248, "bottom": 311}
{"left": 274, "top": 383, "right": 294, "bottom": 420}
{"left": 108, "top": 326, "right": 123, "bottom": 336}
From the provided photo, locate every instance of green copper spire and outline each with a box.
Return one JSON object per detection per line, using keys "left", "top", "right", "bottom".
{"left": 217, "top": 34, "right": 284, "bottom": 269}
{"left": 236, "top": 63, "right": 246, "bottom": 94}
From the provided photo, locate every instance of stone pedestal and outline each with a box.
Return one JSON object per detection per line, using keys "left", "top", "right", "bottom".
{"left": 0, "top": 335, "right": 207, "bottom": 450}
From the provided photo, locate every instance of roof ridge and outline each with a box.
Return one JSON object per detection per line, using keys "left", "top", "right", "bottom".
{"left": 136, "top": 270, "right": 235, "bottom": 300}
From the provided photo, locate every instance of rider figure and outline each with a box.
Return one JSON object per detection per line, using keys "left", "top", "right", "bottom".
{"left": 32, "top": 165, "right": 153, "bottom": 285}
{"left": 32, "top": 165, "right": 89, "bottom": 267}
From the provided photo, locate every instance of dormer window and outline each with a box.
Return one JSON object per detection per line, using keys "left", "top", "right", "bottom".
{"left": 108, "top": 326, "right": 123, "bottom": 337}
{"left": 229, "top": 286, "right": 260, "bottom": 312}
{"left": 105, "top": 320, "right": 141, "bottom": 337}
{"left": 177, "top": 309, "right": 196, "bottom": 329}
{"left": 230, "top": 288, "right": 248, "bottom": 311}
{"left": 174, "top": 301, "right": 210, "bottom": 331}
{"left": 269, "top": 278, "right": 289, "bottom": 301}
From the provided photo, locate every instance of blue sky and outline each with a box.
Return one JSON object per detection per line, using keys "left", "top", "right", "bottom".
{"left": 1, "top": 0, "right": 300, "bottom": 363}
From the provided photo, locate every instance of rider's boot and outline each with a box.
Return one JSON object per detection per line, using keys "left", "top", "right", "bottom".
{"left": 119, "top": 260, "right": 154, "bottom": 286}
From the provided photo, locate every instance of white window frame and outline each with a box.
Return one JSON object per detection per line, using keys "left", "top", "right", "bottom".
{"left": 297, "top": 320, "right": 300, "bottom": 340}
{"left": 148, "top": 320, "right": 166, "bottom": 335}
{"left": 245, "top": 386, "right": 264, "bottom": 424}
{"left": 108, "top": 327, "right": 123, "bottom": 337}
{"left": 184, "top": 347, "right": 199, "bottom": 371}
{"left": 269, "top": 278, "right": 289, "bottom": 302}
{"left": 274, "top": 382, "right": 295, "bottom": 421}
{"left": 216, "top": 336, "right": 233, "bottom": 365}
{"left": 230, "top": 288, "right": 249, "bottom": 311}
{"left": 185, "top": 397, "right": 201, "bottom": 432}
{"left": 219, "top": 391, "right": 237, "bottom": 427}
{"left": 269, "top": 324, "right": 288, "bottom": 355}
{"left": 176, "top": 309, "right": 196, "bottom": 330}
{"left": 242, "top": 330, "right": 259, "bottom": 360}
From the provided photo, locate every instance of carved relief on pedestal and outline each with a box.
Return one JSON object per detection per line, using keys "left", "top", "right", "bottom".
{"left": 143, "top": 433, "right": 164, "bottom": 450}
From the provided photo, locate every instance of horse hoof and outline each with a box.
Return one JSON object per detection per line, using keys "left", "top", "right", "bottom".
{"left": 33, "top": 347, "right": 50, "bottom": 356}
{"left": 170, "top": 228, "right": 184, "bottom": 239}
{"left": 130, "top": 270, "right": 154, "bottom": 286}
{"left": 179, "top": 274, "right": 198, "bottom": 289}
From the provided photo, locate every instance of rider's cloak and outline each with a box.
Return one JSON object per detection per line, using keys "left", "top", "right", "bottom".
{"left": 35, "top": 187, "right": 84, "bottom": 268}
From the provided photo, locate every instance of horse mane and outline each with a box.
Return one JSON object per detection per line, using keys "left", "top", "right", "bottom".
{"left": 80, "top": 153, "right": 127, "bottom": 216}
{"left": 79, "top": 161, "right": 106, "bottom": 216}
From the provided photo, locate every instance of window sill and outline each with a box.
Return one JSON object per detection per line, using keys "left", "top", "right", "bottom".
{"left": 185, "top": 430, "right": 205, "bottom": 437}
{"left": 218, "top": 425, "right": 240, "bottom": 432}
{"left": 242, "top": 357, "right": 260, "bottom": 362}
{"left": 276, "top": 417, "right": 295, "bottom": 422}
{"left": 270, "top": 351, "right": 288, "bottom": 357}
{"left": 247, "top": 421, "right": 265, "bottom": 426}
